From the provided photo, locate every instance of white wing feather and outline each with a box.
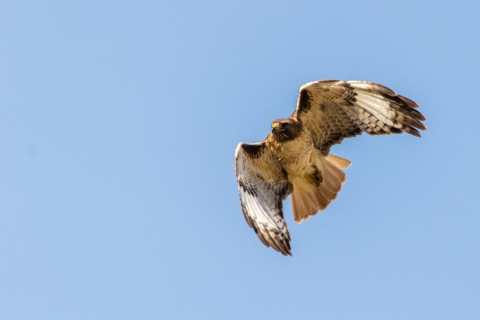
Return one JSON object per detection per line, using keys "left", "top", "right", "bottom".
{"left": 234, "top": 142, "right": 293, "bottom": 255}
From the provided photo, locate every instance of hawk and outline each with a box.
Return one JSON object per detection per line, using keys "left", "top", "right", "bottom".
{"left": 234, "top": 80, "right": 426, "bottom": 256}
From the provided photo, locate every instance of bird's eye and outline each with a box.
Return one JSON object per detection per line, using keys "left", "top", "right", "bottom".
{"left": 280, "top": 122, "right": 289, "bottom": 128}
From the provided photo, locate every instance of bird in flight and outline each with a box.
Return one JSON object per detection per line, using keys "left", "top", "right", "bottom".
{"left": 234, "top": 80, "right": 426, "bottom": 256}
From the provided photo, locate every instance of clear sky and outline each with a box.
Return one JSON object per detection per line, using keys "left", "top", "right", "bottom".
{"left": 1, "top": 1, "right": 479, "bottom": 319}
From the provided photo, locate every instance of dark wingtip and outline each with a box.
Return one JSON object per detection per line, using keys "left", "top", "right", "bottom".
{"left": 398, "top": 94, "right": 420, "bottom": 109}
{"left": 279, "top": 248, "right": 293, "bottom": 256}
{"left": 409, "top": 108, "right": 427, "bottom": 121}
{"left": 410, "top": 128, "right": 422, "bottom": 138}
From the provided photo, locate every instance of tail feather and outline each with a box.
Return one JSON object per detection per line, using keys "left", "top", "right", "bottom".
{"left": 325, "top": 154, "right": 351, "bottom": 169}
{"left": 312, "top": 187, "right": 329, "bottom": 208}
{"left": 291, "top": 153, "right": 349, "bottom": 223}
{"left": 320, "top": 175, "right": 338, "bottom": 196}
{"left": 317, "top": 183, "right": 335, "bottom": 201}
{"left": 292, "top": 188, "right": 318, "bottom": 221}
{"left": 322, "top": 157, "right": 346, "bottom": 184}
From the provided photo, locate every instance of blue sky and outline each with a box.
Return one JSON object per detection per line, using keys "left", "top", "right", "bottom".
{"left": 1, "top": 1, "right": 479, "bottom": 319}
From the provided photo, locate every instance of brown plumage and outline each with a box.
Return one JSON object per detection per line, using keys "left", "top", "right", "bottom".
{"left": 234, "top": 80, "right": 427, "bottom": 256}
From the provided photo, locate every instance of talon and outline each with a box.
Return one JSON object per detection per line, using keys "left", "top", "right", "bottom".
{"left": 314, "top": 167, "right": 323, "bottom": 184}
{"left": 304, "top": 166, "right": 322, "bottom": 187}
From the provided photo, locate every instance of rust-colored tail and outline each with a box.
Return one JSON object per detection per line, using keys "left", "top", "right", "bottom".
{"left": 291, "top": 154, "right": 349, "bottom": 223}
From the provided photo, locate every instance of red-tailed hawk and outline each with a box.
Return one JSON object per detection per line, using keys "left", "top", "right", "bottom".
{"left": 234, "top": 80, "right": 426, "bottom": 256}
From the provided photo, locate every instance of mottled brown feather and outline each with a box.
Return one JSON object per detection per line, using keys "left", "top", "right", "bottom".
{"left": 293, "top": 80, "right": 426, "bottom": 155}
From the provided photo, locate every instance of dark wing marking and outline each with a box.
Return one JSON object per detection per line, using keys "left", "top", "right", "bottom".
{"left": 294, "top": 80, "right": 427, "bottom": 155}
{"left": 234, "top": 141, "right": 293, "bottom": 255}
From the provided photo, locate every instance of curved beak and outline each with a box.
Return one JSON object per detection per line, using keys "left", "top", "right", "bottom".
{"left": 271, "top": 123, "right": 281, "bottom": 132}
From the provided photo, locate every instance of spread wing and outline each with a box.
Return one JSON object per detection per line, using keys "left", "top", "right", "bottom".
{"left": 293, "top": 80, "right": 427, "bottom": 155}
{"left": 234, "top": 141, "right": 293, "bottom": 255}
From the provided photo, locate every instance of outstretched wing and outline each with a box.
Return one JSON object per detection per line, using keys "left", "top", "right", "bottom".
{"left": 293, "top": 80, "right": 427, "bottom": 155}
{"left": 234, "top": 141, "right": 293, "bottom": 255}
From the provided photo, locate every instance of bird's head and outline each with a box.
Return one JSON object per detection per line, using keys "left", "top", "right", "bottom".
{"left": 271, "top": 118, "right": 302, "bottom": 142}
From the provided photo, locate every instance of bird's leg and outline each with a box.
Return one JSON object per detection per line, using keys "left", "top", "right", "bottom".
{"left": 304, "top": 165, "right": 323, "bottom": 187}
